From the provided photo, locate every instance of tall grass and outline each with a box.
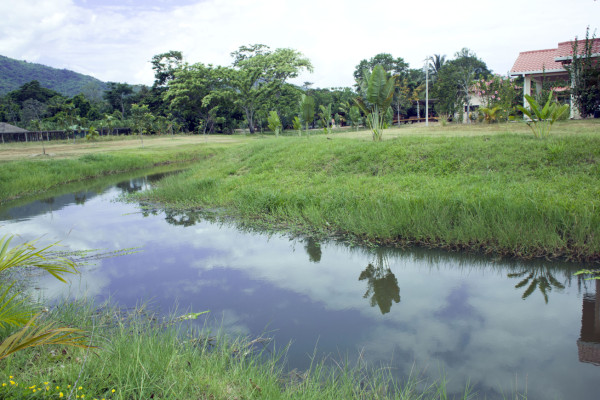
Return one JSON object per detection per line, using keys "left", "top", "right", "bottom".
{"left": 0, "top": 300, "right": 478, "bottom": 400}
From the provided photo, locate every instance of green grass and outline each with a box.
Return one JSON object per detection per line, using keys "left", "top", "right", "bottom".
{"left": 135, "top": 122, "right": 600, "bottom": 262}
{"left": 0, "top": 300, "right": 476, "bottom": 400}
{"left": 0, "top": 145, "right": 222, "bottom": 204}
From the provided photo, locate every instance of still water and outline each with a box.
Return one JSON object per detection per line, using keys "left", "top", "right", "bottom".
{"left": 1, "top": 171, "right": 598, "bottom": 399}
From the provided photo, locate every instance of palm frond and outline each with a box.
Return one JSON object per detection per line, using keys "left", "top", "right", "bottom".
{"left": 0, "top": 314, "right": 93, "bottom": 361}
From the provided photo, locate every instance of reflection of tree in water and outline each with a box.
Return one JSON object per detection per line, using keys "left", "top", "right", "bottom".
{"left": 74, "top": 192, "right": 87, "bottom": 205}
{"left": 508, "top": 266, "right": 566, "bottom": 303}
{"left": 116, "top": 179, "right": 146, "bottom": 194}
{"left": 359, "top": 252, "right": 400, "bottom": 314}
{"left": 304, "top": 237, "right": 321, "bottom": 263}
{"left": 164, "top": 209, "right": 203, "bottom": 227}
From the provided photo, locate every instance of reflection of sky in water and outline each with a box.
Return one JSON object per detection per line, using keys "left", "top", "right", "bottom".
{"left": 1, "top": 175, "right": 599, "bottom": 399}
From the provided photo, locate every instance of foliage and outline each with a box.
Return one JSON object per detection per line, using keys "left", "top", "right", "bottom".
{"left": 353, "top": 53, "right": 408, "bottom": 88}
{"left": 478, "top": 106, "right": 502, "bottom": 124}
{"left": 517, "top": 92, "right": 570, "bottom": 138}
{"left": 151, "top": 50, "right": 183, "bottom": 87}
{"left": 85, "top": 125, "right": 99, "bottom": 141}
{"left": 0, "top": 235, "right": 87, "bottom": 361}
{"left": 267, "top": 111, "right": 282, "bottom": 137}
{"left": 564, "top": 29, "right": 600, "bottom": 118}
{"left": 103, "top": 82, "right": 134, "bottom": 119}
{"left": 473, "top": 75, "right": 521, "bottom": 122}
{"left": 130, "top": 104, "right": 154, "bottom": 146}
{"left": 433, "top": 48, "right": 490, "bottom": 119}
{"left": 348, "top": 105, "right": 362, "bottom": 130}
{"left": 299, "top": 94, "right": 315, "bottom": 134}
{"left": 318, "top": 104, "right": 332, "bottom": 134}
{"left": 292, "top": 116, "right": 302, "bottom": 136}
{"left": 354, "top": 65, "right": 396, "bottom": 141}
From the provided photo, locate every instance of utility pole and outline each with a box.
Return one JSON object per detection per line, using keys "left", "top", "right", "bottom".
{"left": 424, "top": 57, "right": 430, "bottom": 127}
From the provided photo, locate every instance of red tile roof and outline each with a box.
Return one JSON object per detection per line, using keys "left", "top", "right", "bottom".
{"left": 556, "top": 38, "right": 600, "bottom": 58}
{"left": 510, "top": 48, "right": 565, "bottom": 74}
{"left": 511, "top": 38, "right": 600, "bottom": 75}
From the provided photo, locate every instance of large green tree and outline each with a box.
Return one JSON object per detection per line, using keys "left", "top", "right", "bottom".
{"left": 227, "top": 44, "right": 313, "bottom": 133}
{"left": 103, "top": 82, "right": 134, "bottom": 119}
{"left": 432, "top": 48, "right": 490, "bottom": 119}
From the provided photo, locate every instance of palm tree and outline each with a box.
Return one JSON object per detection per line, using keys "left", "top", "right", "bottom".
{"left": 429, "top": 54, "right": 447, "bottom": 79}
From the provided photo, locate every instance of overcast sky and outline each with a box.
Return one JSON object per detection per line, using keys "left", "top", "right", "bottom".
{"left": 1, "top": 0, "right": 598, "bottom": 89}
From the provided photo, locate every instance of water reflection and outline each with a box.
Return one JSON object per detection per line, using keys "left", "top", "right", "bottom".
{"left": 2, "top": 172, "right": 599, "bottom": 400}
{"left": 0, "top": 168, "right": 184, "bottom": 222}
{"left": 579, "top": 280, "right": 600, "bottom": 366}
{"left": 358, "top": 251, "right": 400, "bottom": 314}
{"left": 304, "top": 238, "right": 321, "bottom": 263}
{"left": 507, "top": 266, "right": 566, "bottom": 303}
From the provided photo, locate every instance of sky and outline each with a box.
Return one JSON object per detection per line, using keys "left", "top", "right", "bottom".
{"left": 1, "top": 0, "right": 598, "bottom": 89}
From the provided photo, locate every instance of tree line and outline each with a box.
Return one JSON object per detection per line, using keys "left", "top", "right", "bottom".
{"left": 1, "top": 40, "right": 596, "bottom": 139}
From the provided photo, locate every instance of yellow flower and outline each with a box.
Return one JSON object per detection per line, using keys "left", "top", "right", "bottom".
{"left": 111, "top": 389, "right": 115, "bottom": 393}
{"left": 33, "top": 389, "right": 37, "bottom": 393}
{"left": 79, "top": 386, "right": 83, "bottom": 390}
{"left": 10, "top": 380, "right": 15, "bottom": 385}
{"left": 44, "top": 381, "right": 49, "bottom": 385}
{"left": 9, "top": 376, "right": 13, "bottom": 379}
{"left": 29, "top": 385, "right": 36, "bottom": 389}
{"left": 60, "top": 392, "right": 64, "bottom": 398}
{"left": 57, "top": 386, "right": 61, "bottom": 389}
{"left": 68, "top": 385, "right": 72, "bottom": 388}
{"left": 2, "top": 383, "right": 6, "bottom": 387}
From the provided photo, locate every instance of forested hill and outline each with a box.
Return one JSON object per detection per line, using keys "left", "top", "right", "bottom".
{"left": 0, "top": 55, "right": 108, "bottom": 97}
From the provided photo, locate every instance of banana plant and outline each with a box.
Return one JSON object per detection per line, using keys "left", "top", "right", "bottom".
{"left": 517, "top": 91, "right": 569, "bottom": 138}
{"left": 354, "top": 65, "right": 396, "bottom": 141}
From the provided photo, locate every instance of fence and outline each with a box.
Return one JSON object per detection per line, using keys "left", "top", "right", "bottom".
{"left": 0, "top": 127, "right": 133, "bottom": 143}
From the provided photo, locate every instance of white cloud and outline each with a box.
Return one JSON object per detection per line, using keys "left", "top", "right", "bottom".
{"left": 1, "top": 0, "right": 597, "bottom": 88}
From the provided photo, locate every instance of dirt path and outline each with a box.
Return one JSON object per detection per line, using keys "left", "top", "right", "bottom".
{"left": 0, "top": 135, "right": 248, "bottom": 161}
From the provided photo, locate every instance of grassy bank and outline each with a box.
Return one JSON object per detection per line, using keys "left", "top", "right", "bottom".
{"left": 135, "top": 121, "right": 600, "bottom": 262}
{"left": 0, "top": 137, "right": 231, "bottom": 204}
{"left": 0, "top": 300, "right": 470, "bottom": 400}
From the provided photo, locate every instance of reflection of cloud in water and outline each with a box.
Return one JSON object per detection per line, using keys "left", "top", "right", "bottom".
{"left": 2, "top": 180, "right": 598, "bottom": 399}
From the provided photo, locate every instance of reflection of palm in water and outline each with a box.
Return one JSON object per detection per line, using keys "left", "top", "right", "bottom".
{"left": 508, "top": 267, "right": 565, "bottom": 303}
{"left": 359, "top": 252, "right": 400, "bottom": 314}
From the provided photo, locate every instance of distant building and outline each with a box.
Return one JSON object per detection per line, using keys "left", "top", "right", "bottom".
{"left": 0, "top": 122, "right": 29, "bottom": 143}
{"left": 510, "top": 38, "right": 600, "bottom": 119}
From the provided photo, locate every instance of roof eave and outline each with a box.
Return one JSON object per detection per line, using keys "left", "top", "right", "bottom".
{"left": 509, "top": 69, "right": 566, "bottom": 77}
{"left": 554, "top": 52, "right": 600, "bottom": 62}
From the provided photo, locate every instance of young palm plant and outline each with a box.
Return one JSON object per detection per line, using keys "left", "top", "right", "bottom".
{"left": 354, "top": 65, "right": 396, "bottom": 141}
{"left": 267, "top": 111, "right": 282, "bottom": 137}
{"left": 517, "top": 91, "right": 569, "bottom": 138}
{"left": 0, "top": 235, "right": 90, "bottom": 360}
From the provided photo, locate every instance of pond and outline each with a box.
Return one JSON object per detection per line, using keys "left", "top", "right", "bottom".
{"left": 1, "top": 170, "right": 598, "bottom": 399}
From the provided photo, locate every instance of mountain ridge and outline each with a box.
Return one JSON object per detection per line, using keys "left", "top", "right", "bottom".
{"left": 0, "top": 54, "right": 108, "bottom": 97}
